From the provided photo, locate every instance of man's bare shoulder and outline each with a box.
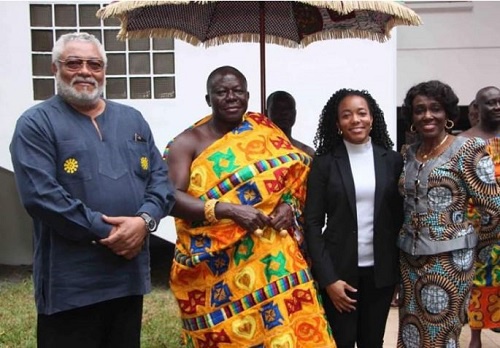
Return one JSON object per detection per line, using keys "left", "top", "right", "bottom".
{"left": 175, "top": 126, "right": 203, "bottom": 142}
{"left": 460, "top": 128, "right": 478, "bottom": 138}
{"left": 460, "top": 126, "right": 492, "bottom": 140}
{"left": 169, "top": 123, "right": 216, "bottom": 160}
{"left": 169, "top": 125, "right": 206, "bottom": 152}
{"left": 292, "top": 139, "right": 315, "bottom": 156}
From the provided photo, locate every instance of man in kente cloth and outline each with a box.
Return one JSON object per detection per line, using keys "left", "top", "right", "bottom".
{"left": 164, "top": 66, "right": 336, "bottom": 348}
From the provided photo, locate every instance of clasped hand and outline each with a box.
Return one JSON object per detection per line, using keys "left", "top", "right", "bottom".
{"left": 231, "top": 202, "right": 293, "bottom": 234}
{"left": 99, "top": 215, "right": 147, "bottom": 260}
{"left": 326, "top": 280, "right": 358, "bottom": 313}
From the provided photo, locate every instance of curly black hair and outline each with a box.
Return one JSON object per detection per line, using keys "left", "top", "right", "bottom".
{"left": 313, "top": 89, "right": 394, "bottom": 155}
{"left": 401, "top": 80, "right": 459, "bottom": 130}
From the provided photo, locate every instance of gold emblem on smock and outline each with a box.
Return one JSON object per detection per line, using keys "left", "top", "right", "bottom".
{"left": 140, "top": 156, "right": 149, "bottom": 170}
{"left": 63, "top": 158, "right": 78, "bottom": 174}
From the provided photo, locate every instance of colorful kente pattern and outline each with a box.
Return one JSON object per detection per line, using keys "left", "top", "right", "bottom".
{"left": 467, "top": 137, "right": 500, "bottom": 330}
{"left": 167, "top": 112, "right": 335, "bottom": 347}
{"left": 398, "top": 136, "right": 500, "bottom": 347}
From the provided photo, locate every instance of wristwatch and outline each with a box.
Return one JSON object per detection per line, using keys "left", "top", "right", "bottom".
{"left": 139, "top": 212, "right": 157, "bottom": 233}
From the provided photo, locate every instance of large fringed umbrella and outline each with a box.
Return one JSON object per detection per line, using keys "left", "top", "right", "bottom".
{"left": 97, "top": 1, "right": 422, "bottom": 113}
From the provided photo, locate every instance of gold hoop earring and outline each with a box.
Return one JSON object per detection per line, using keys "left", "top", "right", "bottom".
{"left": 410, "top": 124, "right": 417, "bottom": 133}
{"left": 445, "top": 119, "right": 455, "bottom": 130}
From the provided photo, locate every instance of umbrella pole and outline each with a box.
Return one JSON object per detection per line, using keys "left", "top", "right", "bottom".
{"left": 259, "top": 2, "right": 266, "bottom": 115}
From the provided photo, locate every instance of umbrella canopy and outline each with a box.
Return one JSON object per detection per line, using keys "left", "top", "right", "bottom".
{"left": 97, "top": 1, "right": 422, "bottom": 112}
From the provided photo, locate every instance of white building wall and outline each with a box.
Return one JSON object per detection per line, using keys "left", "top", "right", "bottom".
{"left": 397, "top": 1, "right": 500, "bottom": 104}
{"left": 1, "top": 1, "right": 35, "bottom": 170}
{"left": 0, "top": 1, "right": 397, "bottom": 258}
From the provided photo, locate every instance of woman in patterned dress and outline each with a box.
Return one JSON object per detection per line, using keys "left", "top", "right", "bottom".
{"left": 397, "top": 80, "right": 500, "bottom": 347}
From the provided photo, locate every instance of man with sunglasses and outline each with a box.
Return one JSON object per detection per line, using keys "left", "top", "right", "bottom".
{"left": 10, "top": 32, "right": 175, "bottom": 348}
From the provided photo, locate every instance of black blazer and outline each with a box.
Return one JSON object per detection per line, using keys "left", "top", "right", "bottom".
{"left": 304, "top": 142, "right": 403, "bottom": 289}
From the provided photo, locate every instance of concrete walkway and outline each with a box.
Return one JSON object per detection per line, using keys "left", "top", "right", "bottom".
{"left": 383, "top": 307, "right": 500, "bottom": 347}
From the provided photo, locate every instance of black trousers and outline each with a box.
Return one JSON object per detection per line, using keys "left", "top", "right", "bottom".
{"left": 321, "top": 267, "right": 394, "bottom": 348}
{"left": 37, "top": 295, "right": 143, "bottom": 348}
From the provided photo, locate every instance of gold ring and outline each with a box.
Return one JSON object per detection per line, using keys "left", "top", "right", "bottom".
{"left": 279, "top": 229, "right": 288, "bottom": 237}
{"left": 253, "top": 228, "right": 263, "bottom": 237}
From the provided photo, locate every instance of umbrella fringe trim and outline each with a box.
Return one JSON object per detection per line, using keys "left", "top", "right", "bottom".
{"left": 117, "top": 28, "right": 391, "bottom": 46}
{"left": 117, "top": 30, "right": 306, "bottom": 48}
{"left": 339, "top": 1, "right": 422, "bottom": 25}
{"left": 117, "top": 26, "right": 205, "bottom": 45}
{"left": 302, "top": 29, "right": 389, "bottom": 45}
{"left": 207, "top": 34, "right": 301, "bottom": 48}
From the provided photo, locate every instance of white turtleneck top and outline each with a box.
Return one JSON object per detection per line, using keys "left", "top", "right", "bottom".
{"left": 343, "top": 138, "right": 375, "bottom": 267}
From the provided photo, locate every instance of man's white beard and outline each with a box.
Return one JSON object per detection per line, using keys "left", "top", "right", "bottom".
{"left": 56, "top": 72, "right": 104, "bottom": 107}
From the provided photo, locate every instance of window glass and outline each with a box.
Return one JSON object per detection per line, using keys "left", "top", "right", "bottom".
{"left": 104, "top": 29, "right": 125, "bottom": 51}
{"left": 153, "top": 53, "right": 174, "bottom": 74}
{"left": 33, "top": 79, "right": 55, "bottom": 100}
{"left": 130, "top": 78, "right": 151, "bottom": 99}
{"left": 153, "top": 38, "right": 174, "bottom": 50}
{"left": 32, "top": 54, "right": 53, "bottom": 76}
{"left": 154, "top": 77, "right": 175, "bottom": 99}
{"left": 30, "top": 5, "right": 52, "bottom": 27}
{"left": 54, "top": 5, "right": 76, "bottom": 27}
{"left": 86, "top": 29, "right": 102, "bottom": 42}
{"left": 79, "top": 5, "right": 101, "bottom": 27}
{"left": 106, "top": 78, "right": 127, "bottom": 99}
{"left": 55, "top": 30, "right": 74, "bottom": 41}
{"left": 129, "top": 38, "right": 150, "bottom": 51}
{"left": 30, "top": 3, "right": 175, "bottom": 100}
{"left": 103, "top": 16, "right": 120, "bottom": 27}
{"left": 107, "top": 54, "right": 127, "bottom": 75}
{"left": 32, "top": 30, "right": 53, "bottom": 52}
{"left": 129, "top": 53, "right": 150, "bottom": 75}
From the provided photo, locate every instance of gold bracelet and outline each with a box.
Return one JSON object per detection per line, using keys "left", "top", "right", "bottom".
{"left": 204, "top": 199, "right": 219, "bottom": 224}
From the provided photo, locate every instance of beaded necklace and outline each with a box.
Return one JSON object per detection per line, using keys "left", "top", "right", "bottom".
{"left": 418, "top": 134, "right": 449, "bottom": 160}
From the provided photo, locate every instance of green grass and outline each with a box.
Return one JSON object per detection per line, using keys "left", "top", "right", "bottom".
{"left": 0, "top": 274, "right": 36, "bottom": 348}
{"left": 0, "top": 265, "right": 184, "bottom": 348}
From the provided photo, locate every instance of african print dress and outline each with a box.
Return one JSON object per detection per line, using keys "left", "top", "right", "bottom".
{"left": 397, "top": 136, "right": 500, "bottom": 348}
{"left": 467, "top": 137, "right": 500, "bottom": 330}
{"left": 167, "top": 113, "right": 336, "bottom": 348}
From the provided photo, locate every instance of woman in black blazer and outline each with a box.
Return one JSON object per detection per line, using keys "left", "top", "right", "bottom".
{"left": 305, "top": 89, "right": 404, "bottom": 348}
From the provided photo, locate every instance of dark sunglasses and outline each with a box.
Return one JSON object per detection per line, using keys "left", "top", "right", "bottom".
{"left": 58, "top": 58, "right": 105, "bottom": 72}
